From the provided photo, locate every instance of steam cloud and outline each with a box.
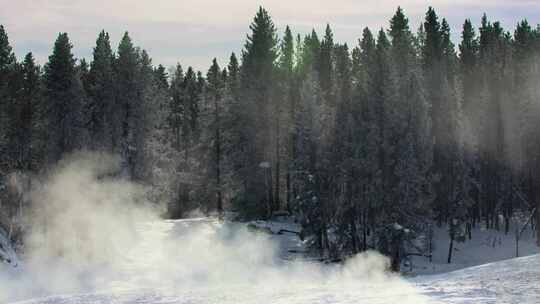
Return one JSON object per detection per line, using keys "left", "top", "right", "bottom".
{"left": 0, "top": 152, "right": 429, "bottom": 303}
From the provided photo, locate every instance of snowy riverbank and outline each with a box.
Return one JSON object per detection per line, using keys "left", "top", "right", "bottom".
{"left": 2, "top": 218, "right": 540, "bottom": 303}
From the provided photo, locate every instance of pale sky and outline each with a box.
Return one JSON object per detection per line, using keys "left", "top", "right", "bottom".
{"left": 3, "top": 0, "right": 540, "bottom": 72}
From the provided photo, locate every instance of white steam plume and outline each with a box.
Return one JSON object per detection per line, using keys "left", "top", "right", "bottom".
{"left": 0, "top": 152, "right": 430, "bottom": 303}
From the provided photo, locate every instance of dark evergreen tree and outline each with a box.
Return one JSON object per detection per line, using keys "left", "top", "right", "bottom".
{"left": 114, "top": 32, "right": 141, "bottom": 177}
{"left": 0, "top": 25, "right": 15, "bottom": 75}
{"left": 44, "top": 33, "right": 85, "bottom": 162}
{"left": 184, "top": 67, "right": 200, "bottom": 149}
{"left": 17, "top": 53, "right": 41, "bottom": 170}
{"left": 169, "top": 63, "right": 184, "bottom": 152}
{"left": 236, "top": 6, "right": 278, "bottom": 218}
{"left": 318, "top": 24, "right": 334, "bottom": 102}
{"left": 206, "top": 58, "right": 225, "bottom": 216}
{"left": 279, "top": 25, "right": 296, "bottom": 212}
{"left": 0, "top": 25, "right": 16, "bottom": 170}
{"left": 87, "top": 30, "right": 115, "bottom": 150}
{"left": 154, "top": 64, "right": 169, "bottom": 90}
{"left": 459, "top": 19, "right": 481, "bottom": 228}
{"left": 477, "top": 15, "right": 508, "bottom": 230}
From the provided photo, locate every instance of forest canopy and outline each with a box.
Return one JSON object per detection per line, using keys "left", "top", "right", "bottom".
{"left": 1, "top": 6, "right": 540, "bottom": 271}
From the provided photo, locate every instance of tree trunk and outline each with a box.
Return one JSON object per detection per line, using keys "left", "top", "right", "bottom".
{"left": 428, "top": 226, "right": 433, "bottom": 263}
{"left": 215, "top": 100, "right": 223, "bottom": 217}
{"left": 534, "top": 166, "right": 540, "bottom": 246}
{"left": 504, "top": 214, "right": 510, "bottom": 235}
{"left": 390, "top": 239, "right": 401, "bottom": 272}
{"left": 350, "top": 215, "right": 358, "bottom": 254}
{"left": 536, "top": 208, "right": 540, "bottom": 247}
{"left": 286, "top": 171, "right": 291, "bottom": 213}
{"left": 362, "top": 211, "right": 368, "bottom": 251}
{"left": 274, "top": 131, "right": 280, "bottom": 212}
{"left": 447, "top": 232, "right": 454, "bottom": 264}
{"left": 516, "top": 230, "right": 520, "bottom": 257}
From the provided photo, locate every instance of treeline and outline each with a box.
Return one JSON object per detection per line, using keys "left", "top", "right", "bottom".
{"left": 1, "top": 6, "right": 540, "bottom": 271}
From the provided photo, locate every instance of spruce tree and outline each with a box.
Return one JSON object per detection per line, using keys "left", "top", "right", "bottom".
{"left": 0, "top": 25, "right": 15, "bottom": 74}
{"left": 279, "top": 26, "right": 294, "bottom": 74}
{"left": 169, "top": 63, "right": 184, "bottom": 151}
{"left": 237, "top": 6, "right": 278, "bottom": 218}
{"left": 319, "top": 24, "right": 334, "bottom": 102}
{"left": 279, "top": 25, "right": 296, "bottom": 212}
{"left": 389, "top": 7, "right": 414, "bottom": 78}
{"left": 115, "top": 32, "right": 141, "bottom": 177}
{"left": 153, "top": 64, "right": 169, "bottom": 90}
{"left": 44, "top": 33, "right": 85, "bottom": 162}
{"left": 459, "top": 19, "right": 481, "bottom": 227}
{"left": 459, "top": 19, "right": 479, "bottom": 112}
{"left": 356, "top": 27, "right": 381, "bottom": 252}
{"left": 206, "top": 58, "right": 225, "bottom": 215}
{"left": 20, "top": 53, "right": 42, "bottom": 170}
{"left": 297, "top": 30, "right": 320, "bottom": 76}
{"left": 477, "top": 15, "right": 507, "bottom": 230}
{"left": 0, "top": 25, "right": 16, "bottom": 169}
{"left": 184, "top": 67, "right": 200, "bottom": 149}
{"left": 87, "top": 30, "right": 115, "bottom": 150}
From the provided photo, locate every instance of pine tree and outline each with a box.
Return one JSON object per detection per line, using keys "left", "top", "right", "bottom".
{"left": 169, "top": 63, "right": 184, "bottom": 151}
{"left": 459, "top": 20, "right": 478, "bottom": 106}
{"left": 115, "top": 32, "right": 141, "bottom": 177}
{"left": 0, "top": 25, "right": 15, "bottom": 75}
{"left": 44, "top": 33, "right": 85, "bottom": 162}
{"left": 514, "top": 20, "right": 535, "bottom": 187}
{"left": 140, "top": 53, "right": 177, "bottom": 212}
{"left": 459, "top": 19, "right": 481, "bottom": 227}
{"left": 184, "top": 67, "right": 200, "bottom": 150}
{"left": 166, "top": 63, "right": 186, "bottom": 217}
{"left": 381, "top": 8, "right": 434, "bottom": 270}
{"left": 0, "top": 25, "right": 16, "bottom": 170}
{"left": 512, "top": 20, "right": 540, "bottom": 242}
{"left": 318, "top": 24, "right": 334, "bottom": 102}
{"left": 422, "top": 7, "right": 442, "bottom": 72}
{"left": 331, "top": 43, "right": 359, "bottom": 258}
{"left": 20, "top": 53, "right": 42, "bottom": 170}
{"left": 279, "top": 25, "right": 296, "bottom": 212}
{"left": 422, "top": 7, "right": 453, "bottom": 225}
{"left": 227, "top": 53, "right": 240, "bottom": 94}
{"left": 279, "top": 26, "right": 294, "bottom": 74}
{"left": 297, "top": 30, "right": 320, "bottom": 76}
{"left": 477, "top": 16, "right": 508, "bottom": 230}
{"left": 354, "top": 27, "right": 382, "bottom": 253}
{"left": 87, "top": 30, "right": 115, "bottom": 150}
{"left": 294, "top": 69, "right": 331, "bottom": 257}
{"left": 236, "top": 6, "right": 278, "bottom": 218}
{"left": 131, "top": 49, "right": 154, "bottom": 180}
{"left": 206, "top": 58, "right": 225, "bottom": 216}
{"left": 389, "top": 7, "right": 414, "bottom": 78}
{"left": 153, "top": 64, "right": 169, "bottom": 90}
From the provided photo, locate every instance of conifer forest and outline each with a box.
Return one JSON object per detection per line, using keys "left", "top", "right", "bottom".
{"left": 2, "top": 5, "right": 540, "bottom": 279}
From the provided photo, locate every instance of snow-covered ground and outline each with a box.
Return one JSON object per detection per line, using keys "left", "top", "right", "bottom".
{"left": 2, "top": 218, "right": 540, "bottom": 303}
{"left": 409, "top": 223, "right": 540, "bottom": 275}
{"left": 415, "top": 254, "right": 540, "bottom": 303}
